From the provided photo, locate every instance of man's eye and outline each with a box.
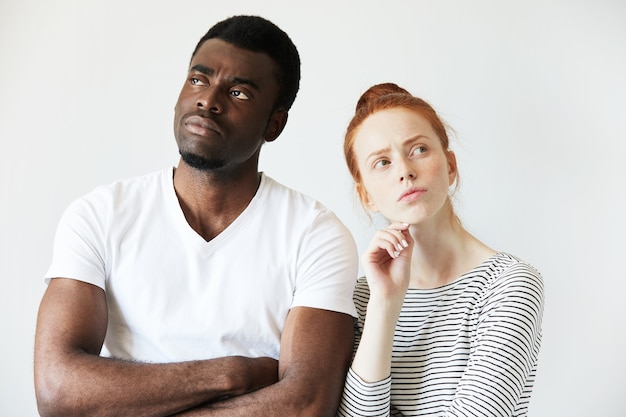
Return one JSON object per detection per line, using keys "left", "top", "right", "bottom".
{"left": 231, "top": 90, "right": 250, "bottom": 100}
{"left": 190, "top": 77, "right": 204, "bottom": 86}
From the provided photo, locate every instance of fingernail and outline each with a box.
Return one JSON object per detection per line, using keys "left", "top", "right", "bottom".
{"left": 393, "top": 251, "right": 400, "bottom": 257}
{"left": 402, "top": 239, "right": 409, "bottom": 248}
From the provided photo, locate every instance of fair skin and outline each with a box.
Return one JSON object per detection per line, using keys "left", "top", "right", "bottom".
{"left": 34, "top": 38, "right": 354, "bottom": 417}
{"left": 350, "top": 107, "right": 495, "bottom": 382}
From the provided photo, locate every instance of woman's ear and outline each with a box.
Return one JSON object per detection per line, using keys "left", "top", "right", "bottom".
{"left": 447, "top": 150, "right": 458, "bottom": 186}
{"left": 264, "top": 110, "right": 288, "bottom": 142}
{"left": 356, "top": 183, "right": 379, "bottom": 213}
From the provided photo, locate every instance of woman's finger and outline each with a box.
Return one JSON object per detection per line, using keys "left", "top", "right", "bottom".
{"left": 366, "top": 228, "right": 409, "bottom": 259}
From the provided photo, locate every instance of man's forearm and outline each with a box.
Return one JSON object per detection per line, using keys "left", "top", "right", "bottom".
{"left": 35, "top": 353, "right": 278, "bottom": 417}
{"left": 171, "top": 373, "right": 335, "bottom": 417}
{"left": 170, "top": 309, "right": 355, "bottom": 417}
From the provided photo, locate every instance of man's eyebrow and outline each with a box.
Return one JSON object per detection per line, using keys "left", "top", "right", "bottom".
{"left": 231, "top": 76, "right": 260, "bottom": 91}
{"left": 189, "top": 64, "right": 260, "bottom": 91}
{"left": 190, "top": 64, "right": 214, "bottom": 76}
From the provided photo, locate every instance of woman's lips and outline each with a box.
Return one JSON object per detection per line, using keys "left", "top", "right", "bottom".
{"left": 398, "top": 187, "right": 426, "bottom": 203}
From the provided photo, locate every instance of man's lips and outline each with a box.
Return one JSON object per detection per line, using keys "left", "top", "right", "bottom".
{"left": 183, "top": 114, "right": 222, "bottom": 136}
{"left": 398, "top": 187, "right": 426, "bottom": 202}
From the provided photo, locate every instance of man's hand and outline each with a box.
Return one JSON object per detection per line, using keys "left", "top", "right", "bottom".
{"left": 177, "top": 307, "right": 354, "bottom": 417}
{"left": 34, "top": 279, "right": 280, "bottom": 417}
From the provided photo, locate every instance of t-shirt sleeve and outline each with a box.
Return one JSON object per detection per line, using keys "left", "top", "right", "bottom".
{"left": 290, "top": 209, "right": 358, "bottom": 317}
{"left": 44, "top": 188, "right": 109, "bottom": 289}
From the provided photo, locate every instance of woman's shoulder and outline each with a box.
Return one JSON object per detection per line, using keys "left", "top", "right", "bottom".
{"left": 488, "top": 252, "right": 543, "bottom": 283}
{"left": 480, "top": 252, "right": 545, "bottom": 302}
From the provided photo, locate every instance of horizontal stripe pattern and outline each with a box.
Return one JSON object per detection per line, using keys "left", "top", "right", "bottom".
{"left": 338, "top": 252, "right": 544, "bottom": 417}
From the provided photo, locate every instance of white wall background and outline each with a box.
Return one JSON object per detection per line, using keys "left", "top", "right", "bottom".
{"left": 1, "top": 0, "right": 625, "bottom": 415}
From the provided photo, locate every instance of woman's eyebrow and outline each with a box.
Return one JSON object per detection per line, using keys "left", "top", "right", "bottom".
{"left": 366, "top": 146, "right": 390, "bottom": 162}
{"left": 402, "top": 134, "right": 430, "bottom": 146}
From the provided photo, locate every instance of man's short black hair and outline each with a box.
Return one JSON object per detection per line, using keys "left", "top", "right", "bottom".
{"left": 192, "top": 15, "right": 301, "bottom": 111}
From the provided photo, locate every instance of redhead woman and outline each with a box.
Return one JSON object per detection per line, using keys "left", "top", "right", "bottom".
{"left": 336, "top": 83, "right": 544, "bottom": 417}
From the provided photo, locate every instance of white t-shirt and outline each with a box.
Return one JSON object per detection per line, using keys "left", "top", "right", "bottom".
{"left": 45, "top": 168, "right": 358, "bottom": 363}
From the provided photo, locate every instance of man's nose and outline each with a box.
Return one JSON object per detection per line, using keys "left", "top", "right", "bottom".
{"left": 196, "top": 87, "right": 222, "bottom": 113}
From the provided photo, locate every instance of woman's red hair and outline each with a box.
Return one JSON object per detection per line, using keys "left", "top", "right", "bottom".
{"left": 344, "top": 83, "right": 452, "bottom": 186}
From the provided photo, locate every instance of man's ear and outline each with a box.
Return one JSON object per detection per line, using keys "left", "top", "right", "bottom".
{"left": 264, "top": 110, "right": 288, "bottom": 142}
{"left": 447, "top": 150, "right": 458, "bottom": 186}
{"left": 356, "top": 183, "right": 378, "bottom": 213}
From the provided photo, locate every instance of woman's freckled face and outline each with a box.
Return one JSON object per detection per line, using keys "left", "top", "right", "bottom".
{"left": 353, "top": 108, "right": 456, "bottom": 224}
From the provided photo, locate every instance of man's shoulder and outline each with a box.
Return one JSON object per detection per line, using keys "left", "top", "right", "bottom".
{"left": 84, "top": 168, "right": 170, "bottom": 198}
{"left": 261, "top": 173, "right": 329, "bottom": 212}
{"left": 259, "top": 174, "right": 352, "bottom": 235}
{"left": 67, "top": 168, "right": 172, "bottom": 215}
{"left": 106, "top": 168, "right": 170, "bottom": 191}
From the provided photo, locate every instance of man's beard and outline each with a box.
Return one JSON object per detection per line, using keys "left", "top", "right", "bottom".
{"left": 180, "top": 151, "right": 226, "bottom": 171}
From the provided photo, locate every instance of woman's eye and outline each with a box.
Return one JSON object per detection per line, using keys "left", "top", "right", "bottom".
{"left": 231, "top": 90, "right": 250, "bottom": 100}
{"left": 412, "top": 146, "right": 427, "bottom": 156}
{"left": 374, "top": 159, "right": 390, "bottom": 169}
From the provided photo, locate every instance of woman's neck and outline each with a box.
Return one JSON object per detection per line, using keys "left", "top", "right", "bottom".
{"left": 407, "top": 218, "right": 496, "bottom": 289}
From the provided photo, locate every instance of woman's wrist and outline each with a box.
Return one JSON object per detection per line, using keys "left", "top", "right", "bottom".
{"left": 367, "top": 290, "right": 405, "bottom": 313}
{"left": 365, "top": 298, "right": 403, "bottom": 332}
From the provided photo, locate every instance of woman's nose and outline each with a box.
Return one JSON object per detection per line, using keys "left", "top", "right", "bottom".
{"left": 398, "top": 160, "right": 416, "bottom": 182}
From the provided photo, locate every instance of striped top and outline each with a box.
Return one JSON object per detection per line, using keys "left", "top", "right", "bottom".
{"left": 337, "top": 252, "right": 544, "bottom": 417}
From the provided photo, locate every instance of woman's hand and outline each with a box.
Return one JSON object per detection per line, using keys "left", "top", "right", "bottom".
{"left": 362, "top": 223, "right": 413, "bottom": 303}
{"left": 350, "top": 223, "right": 414, "bottom": 383}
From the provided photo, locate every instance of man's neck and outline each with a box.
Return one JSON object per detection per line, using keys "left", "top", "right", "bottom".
{"left": 172, "top": 161, "right": 262, "bottom": 242}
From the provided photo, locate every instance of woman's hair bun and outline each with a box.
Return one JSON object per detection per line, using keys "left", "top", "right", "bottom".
{"left": 356, "top": 83, "right": 411, "bottom": 111}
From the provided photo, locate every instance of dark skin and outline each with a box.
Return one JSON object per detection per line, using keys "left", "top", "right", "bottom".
{"left": 172, "top": 39, "right": 286, "bottom": 241}
{"left": 34, "top": 39, "right": 354, "bottom": 417}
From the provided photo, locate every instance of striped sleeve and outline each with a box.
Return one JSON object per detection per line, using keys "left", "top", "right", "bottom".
{"left": 336, "top": 278, "right": 395, "bottom": 416}
{"left": 335, "top": 254, "right": 543, "bottom": 417}
{"left": 446, "top": 261, "right": 544, "bottom": 417}
{"left": 336, "top": 369, "right": 392, "bottom": 417}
